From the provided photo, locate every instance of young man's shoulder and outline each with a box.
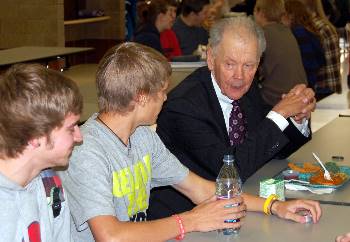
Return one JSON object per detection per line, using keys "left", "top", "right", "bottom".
{"left": 132, "top": 126, "right": 160, "bottom": 146}
{"left": 0, "top": 171, "right": 71, "bottom": 242}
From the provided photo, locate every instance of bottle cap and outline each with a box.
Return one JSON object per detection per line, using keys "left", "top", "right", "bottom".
{"left": 223, "top": 154, "right": 234, "bottom": 163}
{"left": 282, "top": 169, "right": 299, "bottom": 180}
{"left": 297, "top": 209, "right": 312, "bottom": 223}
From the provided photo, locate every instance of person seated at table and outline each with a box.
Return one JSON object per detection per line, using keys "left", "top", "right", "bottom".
{"left": 301, "top": 0, "right": 341, "bottom": 100}
{"left": 254, "top": 0, "right": 308, "bottom": 106}
{"left": 0, "top": 63, "right": 83, "bottom": 241}
{"left": 134, "top": 0, "right": 177, "bottom": 55}
{"left": 148, "top": 16, "right": 316, "bottom": 219}
{"left": 172, "top": 0, "right": 211, "bottom": 55}
{"left": 160, "top": 29, "right": 183, "bottom": 60}
{"left": 282, "top": 0, "right": 326, "bottom": 94}
{"left": 202, "top": 0, "right": 227, "bottom": 31}
{"left": 59, "top": 42, "right": 321, "bottom": 242}
{"left": 136, "top": 0, "right": 182, "bottom": 60}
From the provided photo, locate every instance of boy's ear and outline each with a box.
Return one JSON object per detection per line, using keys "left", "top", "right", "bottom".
{"left": 135, "top": 93, "right": 148, "bottom": 106}
{"left": 28, "top": 138, "right": 41, "bottom": 149}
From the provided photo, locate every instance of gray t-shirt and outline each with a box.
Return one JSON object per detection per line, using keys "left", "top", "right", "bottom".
{"left": 60, "top": 113, "right": 189, "bottom": 242}
{"left": 0, "top": 169, "right": 72, "bottom": 242}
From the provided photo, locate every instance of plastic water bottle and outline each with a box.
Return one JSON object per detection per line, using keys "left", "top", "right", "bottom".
{"left": 216, "top": 154, "right": 242, "bottom": 235}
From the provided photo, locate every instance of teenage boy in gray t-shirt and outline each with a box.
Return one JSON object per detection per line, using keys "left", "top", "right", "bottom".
{"left": 61, "top": 42, "right": 322, "bottom": 242}
{"left": 0, "top": 64, "right": 83, "bottom": 242}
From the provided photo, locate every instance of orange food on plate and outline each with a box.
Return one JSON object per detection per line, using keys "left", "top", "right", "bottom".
{"left": 309, "top": 172, "right": 345, "bottom": 186}
{"left": 288, "top": 162, "right": 321, "bottom": 173}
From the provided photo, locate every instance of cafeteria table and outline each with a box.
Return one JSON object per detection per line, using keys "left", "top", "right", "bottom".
{"left": 167, "top": 116, "right": 350, "bottom": 241}
{"left": 0, "top": 46, "right": 93, "bottom": 67}
{"left": 243, "top": 117, "right": 350, "bottom": 205}
{"left": 169, "top": 204, "right": 349, "bottom": 242}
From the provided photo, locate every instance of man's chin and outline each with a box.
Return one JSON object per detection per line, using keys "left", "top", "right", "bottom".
{"left": 227, "top": 91, "right": 244, "bottom": 100}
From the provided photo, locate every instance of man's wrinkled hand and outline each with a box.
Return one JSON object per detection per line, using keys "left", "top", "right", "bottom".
{"left": 276, "top": 84, "right": 315, "bottom": 121}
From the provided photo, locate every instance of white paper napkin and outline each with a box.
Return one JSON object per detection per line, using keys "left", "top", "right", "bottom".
{"left": 285, "top": 183, "right": 335, "bottom": 194}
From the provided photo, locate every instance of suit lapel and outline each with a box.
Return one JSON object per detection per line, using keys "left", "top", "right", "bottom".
{"left": 240, "top": 85, "right": 255, "bottom": 135}
{"left": 201, "top": 68, "right": 230, "bottom": 144}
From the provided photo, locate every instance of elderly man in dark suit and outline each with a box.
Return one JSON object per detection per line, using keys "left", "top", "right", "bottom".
{"left": 148, "top": 16, "right": 316, "bottom": 219}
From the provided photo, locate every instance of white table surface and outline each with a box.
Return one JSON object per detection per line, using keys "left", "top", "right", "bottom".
{"left": 243, "top": 117, "right": 350, "bottom": 205}
{"left": 168, "top": 204, "right": 349, "bottom": 242}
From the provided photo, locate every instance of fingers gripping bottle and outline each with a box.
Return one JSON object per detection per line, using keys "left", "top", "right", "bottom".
{"left": 216, "top": 154, "right": 242, "bottom": 235}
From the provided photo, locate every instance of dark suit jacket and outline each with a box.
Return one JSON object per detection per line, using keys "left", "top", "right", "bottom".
{"left": 148, "top": 66, "right": 311, "bottom": 219}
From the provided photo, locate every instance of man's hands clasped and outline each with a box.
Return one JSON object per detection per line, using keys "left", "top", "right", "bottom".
{"left": 273, "top": 84, "right": 316, "bottom": 122}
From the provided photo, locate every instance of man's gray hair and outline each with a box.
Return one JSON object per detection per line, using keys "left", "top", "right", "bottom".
{"left": 208, "top": 16, "right": 266, "bottom": 58}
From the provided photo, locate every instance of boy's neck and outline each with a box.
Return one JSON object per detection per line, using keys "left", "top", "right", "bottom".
{"left": 97, "top": 112, "right": 136, "bottom": 145}
{"left": 0, "top": 155, "right": 42, "bottom": 187}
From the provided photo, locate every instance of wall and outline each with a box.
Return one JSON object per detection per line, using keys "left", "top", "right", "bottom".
{"left": 64, "top": 0, "right": 125, "bottom": 63}
{"left": 64, "top": 0, "right": 124, "bottom": 42}
{"left": 0, "top": 0, "right": 64, "bottom": 49}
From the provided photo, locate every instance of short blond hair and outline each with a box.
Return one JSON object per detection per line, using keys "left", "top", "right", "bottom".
{"left": 96, "top": 42, "right": 171, "bottom": 113}
{"left": 254, "top": 0, "right": 285, "bottom": 22}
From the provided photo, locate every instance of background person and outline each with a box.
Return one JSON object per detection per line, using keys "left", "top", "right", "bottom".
{"left": 134, "top": 0, "right": 177, "bottom": 55}
{"left": 254, "top": 0, "right": 308, "bottom": 106}
{"left": 60, "top": 42, "right": 321, "bottom": 242}
{"left": 148, "top": 16, "right": 316, "bottom": 219}
{"left": 0, "top": 63, "right": 83, "bottom": 242}
{"left": 172, "top": 0, "right": 211, "bottom": 55}
{"left": 282, "top": 0, "right": 326, "bottom": 95}
{"left": 160, "top": 28, "right": 183, "bottom": 60}
{"left": 301, "top": 0, "right": 342, "bottom": 100}
{"left": 159, "top": 0, "right": 183, "bottom": 60}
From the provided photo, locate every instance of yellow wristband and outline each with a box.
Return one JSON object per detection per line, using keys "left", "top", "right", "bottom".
{"left": 263, "top": 194, "right": 278, "bottom": 215}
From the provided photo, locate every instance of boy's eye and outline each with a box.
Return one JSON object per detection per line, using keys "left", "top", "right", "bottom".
{"left": 68, "top": 125, "right": 76, "bottom": 133}
{"left": 225, "top": 63, "right": 233, "bottom": 69}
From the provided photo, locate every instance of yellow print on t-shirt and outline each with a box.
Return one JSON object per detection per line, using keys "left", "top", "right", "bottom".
{"left": 112, "top": 154, "right": 152, "bottom": 217}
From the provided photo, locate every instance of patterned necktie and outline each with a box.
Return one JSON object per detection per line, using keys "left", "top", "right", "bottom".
{"left": 228, "top": 100, "right": 246, "bottom": 146}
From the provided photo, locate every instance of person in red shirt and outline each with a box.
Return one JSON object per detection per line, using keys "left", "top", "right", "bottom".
{"left": 135, "top": 0, "right": 179, "bottom": 58}
{"left": 160, "top": 29, "right": 182, "bottom": 60}
{"left": 158, "top": 0, "right": 183, "bottom": 60}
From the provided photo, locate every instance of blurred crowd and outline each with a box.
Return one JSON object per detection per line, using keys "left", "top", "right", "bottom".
{"left": 129, "top": 0, "right": 348, "bottom": 102}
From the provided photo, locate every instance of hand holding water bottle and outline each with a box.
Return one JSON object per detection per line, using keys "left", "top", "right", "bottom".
{"left": 183, "top": 195, "right": 246, "bottom": 232}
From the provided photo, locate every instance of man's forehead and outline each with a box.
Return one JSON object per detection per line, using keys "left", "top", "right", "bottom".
{"left": 223, "top": 27, "right": 256, "bottom": 43}
{"left": 213, "top": 35, "right": 258, "bottom": 62}
{"left": 220, "top": 32, "right": 255, "bottom": 49}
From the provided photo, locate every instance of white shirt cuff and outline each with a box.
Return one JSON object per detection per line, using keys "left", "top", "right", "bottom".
{"left": 266, "top": 111, "right": 289, "bottom": 131}
{"left": 290, "top": 118, "right": 310, "bottom": 137}
{"left": 266, "top": 111, "right": 310, "bottom": 137}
